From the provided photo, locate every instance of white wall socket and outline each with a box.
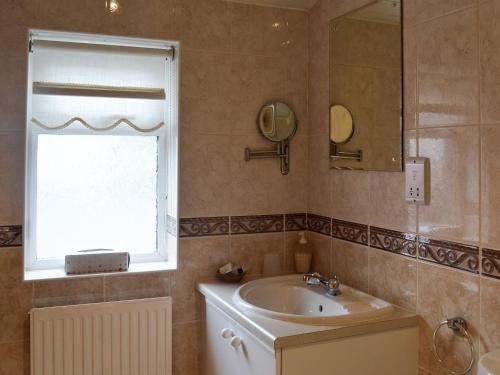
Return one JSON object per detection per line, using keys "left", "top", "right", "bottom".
{"left": 405, "top": 157, "right": 429, "bottom": 205}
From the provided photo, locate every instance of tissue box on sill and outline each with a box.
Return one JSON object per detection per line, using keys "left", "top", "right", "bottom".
{"left": 65, "top": 249, "right": 130, "bottom": 275}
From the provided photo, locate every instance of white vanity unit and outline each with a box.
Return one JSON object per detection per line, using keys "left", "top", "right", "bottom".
{"left": 197, "top": 275, "right": 418, "bottom": 375}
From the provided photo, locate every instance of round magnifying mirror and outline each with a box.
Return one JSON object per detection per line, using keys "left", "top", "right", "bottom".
{"left": 330, "top": 105, "right": 354, "bottom": 144}
{"left": 257, "top": 102, "right": 297, "bottom": 142}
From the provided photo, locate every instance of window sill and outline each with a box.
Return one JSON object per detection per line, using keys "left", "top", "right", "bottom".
{"left": 24, "top": 260, "right": 177, "bottom": 281}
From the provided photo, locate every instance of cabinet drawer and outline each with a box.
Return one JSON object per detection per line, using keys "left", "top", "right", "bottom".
{"left": 205, "top": 300, "right": 276, "bottom": 375}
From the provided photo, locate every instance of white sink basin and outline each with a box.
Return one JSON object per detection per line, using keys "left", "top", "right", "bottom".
{"left": 479, "top": 349, "right": 500, "bottom": 375}
{"left": 233, "top": 274, "right": 394, "bottom": 325}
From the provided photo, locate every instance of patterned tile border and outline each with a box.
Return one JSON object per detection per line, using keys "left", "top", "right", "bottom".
{"left": 482, "top": 248, "right": 500, "bottom": 280}
{"left": 285, "top": 213, "right": 307, "bottom": 231}
{"left": 307, "top": 214, "right": 331, "bottom": 236}
{"left": 332, "top": 218, "right": 368, "bottom": 245}
{"left": 370, "top": 226, "right": 417, "bottom": 258}
{"left": 6, "top": 210, "right": 496, "bottom": 277}
{"left": 179, "top": 217, "right": 229, "bottom": 238}
{"left": 230, "top": 214, "right": 284, "bottom": 235}
{"left": 0, "top": 225, "right": 22, "bottom": 247}
{"left": 418, "top": 236, "right": 479, "bottom": 274}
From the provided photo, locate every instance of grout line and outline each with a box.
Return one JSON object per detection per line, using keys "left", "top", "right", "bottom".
{"left": 477, "top": 0, "right": 484, "bottom": 355}
{"left": 414, "top": 0, "right": 421, "bottom": 277}
{"left": 417, "top": 122, "right": 481, "bottom": 130}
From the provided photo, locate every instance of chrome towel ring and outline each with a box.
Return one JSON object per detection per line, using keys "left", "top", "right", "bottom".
{"left": 432, "top": 317, "right": 475, "bottom": 375}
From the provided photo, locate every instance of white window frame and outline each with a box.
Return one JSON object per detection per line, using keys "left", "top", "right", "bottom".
{"left": 24, "top": 30, "right": 178, "bottom": 274}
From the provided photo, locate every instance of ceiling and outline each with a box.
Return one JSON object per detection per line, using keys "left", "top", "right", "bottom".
{"left": 225, "top": 0, "right": 318, "bottom": 11}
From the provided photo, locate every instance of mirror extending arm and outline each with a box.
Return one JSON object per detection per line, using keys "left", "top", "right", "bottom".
{"left": 245, "top": 139, "right": 290, "bottom": 175}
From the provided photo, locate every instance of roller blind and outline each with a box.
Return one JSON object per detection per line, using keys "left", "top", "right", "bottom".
{"left": 29, "top": 32, "right": 174, "bottom": 132}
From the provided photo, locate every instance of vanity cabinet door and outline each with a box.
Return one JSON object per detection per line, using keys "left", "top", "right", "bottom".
{"left": 205, "top": 301, "right": 277, "bottom": 375}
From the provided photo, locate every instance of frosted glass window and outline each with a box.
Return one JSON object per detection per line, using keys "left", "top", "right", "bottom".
{"left": 25, "top": 30, "right": 178, "bottom": 274}
{"left": 35, "top": 134, "right": 158, "bottom": 260}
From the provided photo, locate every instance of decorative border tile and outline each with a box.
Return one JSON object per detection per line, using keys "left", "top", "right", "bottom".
{"left": 482, "top": 248, "right": 500, "bottom": 280}
{"left": 166, "top": 215, "right": 177, "bottom": 236}
{"left": 179, "top": 217, "right": 229, "bottom": 238}
{"left": 307, "top": 214, "right": 331, "bottom": 236}
{"left": 285, "top": 213, "right": 307, "bottom": 231}
{"left": 370, "top": 226, "right": 417, "bottom": 257}
{"left": 332, "top": 219, "right": 368, "bottom": 245}
{"left": 0, "top": 226, "right": 22, "bottom": 247}
{"left": 230, "top": 215, "right": 284, "bottom": 235}
{"left": 418, "top": 236, "right": 479, "bottom": 273}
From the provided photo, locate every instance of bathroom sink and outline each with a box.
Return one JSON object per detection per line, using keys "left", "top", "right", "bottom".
{"left": 479, "top": 349, "right": 500, "bottom": 375}
{"left": 233, "top": 274, "right": 394, "bottom": 325}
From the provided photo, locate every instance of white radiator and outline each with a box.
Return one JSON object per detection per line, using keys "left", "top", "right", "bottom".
{"left": 30, "top": 297, "right": 172, "bottom": 375}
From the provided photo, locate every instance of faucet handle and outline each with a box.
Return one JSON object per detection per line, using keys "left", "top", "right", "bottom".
{"left": 303, "top": 272, "right": 323, "bottom": 285}
{"left": 327, "top": 274, "right": 341, "bottom": 294}
{"left": 302, "top": 272, "right": 321, "bottom": 281}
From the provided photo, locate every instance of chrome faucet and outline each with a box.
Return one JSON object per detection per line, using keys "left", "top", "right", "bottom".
{"left": 303, "top": 272, "right": 341, "bottom": 296}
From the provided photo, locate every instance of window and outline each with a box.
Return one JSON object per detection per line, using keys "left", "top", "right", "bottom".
{"left": 25, "top": 30, "right": 179, "bottom": 276}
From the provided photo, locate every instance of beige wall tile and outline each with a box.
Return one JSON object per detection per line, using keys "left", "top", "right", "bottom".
{"left": 417, "top": 262, "right": 479, "bottom": 374}
{"left": 480, "top": 0, "right": 500, "bottom": 124}
{"left": 104, "top": 272, "right": 170, "bottom": 302}
{"left": 418, "top": 127, "right": 479, "bottom": 243}
{"left": 417, "top": 8, "right": 479, "bottom": 128}
{"left": 229, "top": 232, "right": 285, "bottom": 276}
{"left": 481, "top": 125, "right": 500, "bottom": 249}
{"left": 307, "top": 135, "right": 331, "bottom": 217}
{"left": 331, "top": 239, "right": 369, "bottom": 292}
{"left": 229, "top": 134, "right": 306, "bottom": 216}
{"left": 229, "top": 3, "right": 307, "bottom": 58}
{"left": 368, "top": 250, "right": 417, "bottom": 311}
{"left": 179, "top": 133, "right": 232, "bottom": 217}
{"left": 33, "top": 277, "right": 104, "bottom": 307}
{"left": 0, "top": 247, "right": 25, "bottom": 289}
{"left": 0, "top": 284, "right": 32, "bottom": 344}
{"left": 330, "top": 170, "right": 371, "bottom": 224}
{"left": 173, "top": 321, "right": 202, "bottom": 375}
{"left": 308, "top": 1, "right": 330, "bottom": 139}
{"left": 171, "top": 0, "right": 231, "bottom": 52}
{"left": 369, "top": 171, "right": 416, "bottom": 233}
{"left": 0, "top": 341, "right": 29, "bottom": 375}
{"left": 285, "top": 231, "right": 308, "bottom": 274}
{"left": 308, "top": 231, "right": 332, "bottom": 277}
{"left": 480, "top": 277, "right": 500, "bottom": 355}
{"left": 368, "top": 131, "right": 416, "bottom": 232}
{"left": 172, "top": 236, "right": 229, "bottom": 323}
{"left": 0, "top": 131, "right": 24, "bottom": 225}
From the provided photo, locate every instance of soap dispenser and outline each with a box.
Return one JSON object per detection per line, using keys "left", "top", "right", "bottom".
{"left": 294, "top": 231, "right": 313, "bottom": 274}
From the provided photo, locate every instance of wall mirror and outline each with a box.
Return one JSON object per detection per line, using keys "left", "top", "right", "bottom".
{"left": 258, "top": 102, "right": 297, "bottom": 142}
{"left": 245, "top": 102, "right": 297, "bottom": 175}
{"left": 329, "top": 0, "right": 403, "bottom": 171}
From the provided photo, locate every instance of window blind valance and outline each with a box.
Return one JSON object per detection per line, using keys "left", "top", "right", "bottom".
{"left": 29, "top": 31, "right": 173, "bottom": 132}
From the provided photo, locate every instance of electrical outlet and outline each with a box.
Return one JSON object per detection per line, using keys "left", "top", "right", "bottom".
{"left": 405, "top": 157, "right": 429, "bottom": 205}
